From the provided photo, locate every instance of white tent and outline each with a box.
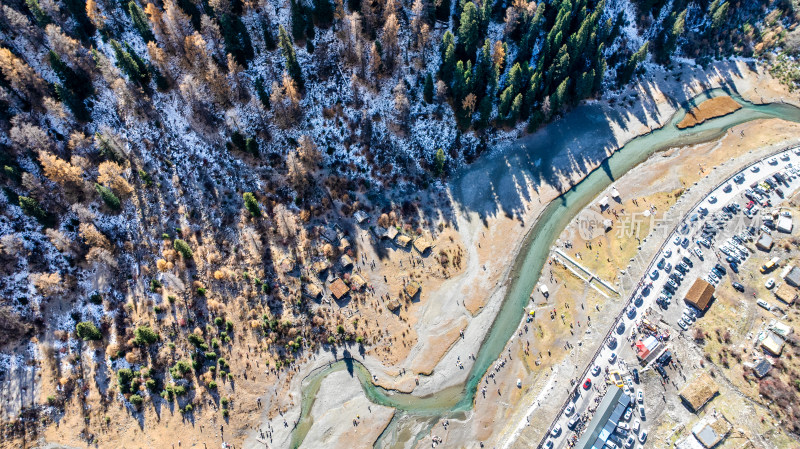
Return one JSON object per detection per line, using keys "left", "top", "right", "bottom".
{"left": 611, "top": 187, "right": 620, "bottom": 199}
{"left": 539, "top": 284, "right": 549, "bottom": 296}
{"left": 598, "top": 196, "right": 609, "bottom": 208}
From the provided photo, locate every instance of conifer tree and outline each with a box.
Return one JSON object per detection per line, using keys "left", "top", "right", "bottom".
{"left": 278, "top": 26, "right": 305, "bottom": 90}
{"left": 262, "top": 19, "right": 277, "bottom": 51}
{"left": 129, "top": 1, "right": 155, "bottom": 42}
{"left": 25, "top": 0, "right": 50, "bottom": 26}
{"left": 219, "top": 14, "right": 255, "bottom": 67}
{"left": 254, "top": 77, "right": 271, "bottom": 109}
{"left": 458, "top": 2, "right": 480, "bottom": 59}
{"left": 423, "top": 72, "right": 434, "bottom": 104}
{"left": 110, "top": 40, "right": 149, "bottom": 85}
{"left": 290, "top": 0, "right": 306, "bottom": 41}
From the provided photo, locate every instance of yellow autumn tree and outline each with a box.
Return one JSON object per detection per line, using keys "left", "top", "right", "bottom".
{"left": 97, "top": 161, "right": 134, "bottom": 196}
{"left": 39, "top": 151, "right": 84, "bottom": 187}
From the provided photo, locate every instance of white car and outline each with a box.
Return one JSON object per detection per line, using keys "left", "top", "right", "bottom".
{"left": 751, "top": 166, "right": 760, "bottom": 173}
{"left": 639, "top": 431, "right": 648, "bottom": 443}
{"left": 678, "top": 319, "right": 688, "bottom": 330}
{"left": 694, "top": 247, "right": 703, "bottom": 258}
{"left": 766, "top": 278, "right": 776, "bottom": 289}
{"left": 609, "top": 352, "right": 617, "bottom": 364}
{"left": 708, "top": 195, "right": 717, "bottom": 203}
{"left": 592, "top": 365, "right": 601, "bottom": 376}
{"left": 637, "top": 390, "right": 643, "bottom": 403}
{"left": 673, "top": 235, "right": 681, "bottom": 245}
{"left": 664, "top": 249, "right": 672, "bottom": 258}
{"left": 551, "top": 423, "right": 562, "bottom": 437}
{"left": 565, "top": 403, "right": 575, "bottom": 416}
{"left": 545, "top": 441, "right": 554, "bottom": 449}
{"left": 632, "top": 419, "right": 640, "bottom": 434}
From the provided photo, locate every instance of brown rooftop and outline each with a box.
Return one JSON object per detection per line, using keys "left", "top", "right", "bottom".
{"left": 679, "top": 372, "right": 719, "bottom": 412}
{"left": 685, "top": 278, "right": 715, "bottom": 311}
{"left": 329, "top": 278, "right": 349, "bottom": 300}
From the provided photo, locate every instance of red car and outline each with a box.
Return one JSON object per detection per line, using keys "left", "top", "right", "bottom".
{"left": 583, "top": 378, "right": 592, "bottom": 389}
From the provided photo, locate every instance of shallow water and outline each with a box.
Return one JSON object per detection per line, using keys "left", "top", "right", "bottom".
{"left": 290, "top": 89, "right": 800, "bottom": 449}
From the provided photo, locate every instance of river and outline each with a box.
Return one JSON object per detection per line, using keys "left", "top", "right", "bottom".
{"left": 289, "top": 89, "right": 800, "bottom": 449}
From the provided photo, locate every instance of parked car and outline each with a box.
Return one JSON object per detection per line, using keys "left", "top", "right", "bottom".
{"left": 732, "top": 282, "right": 745, "bottom": 292}
{"left": 694, "top": 247, "right": 703, "bottom": 258}
{"left": 625, "top": 436, "right": 636, "bottom": 449}
{"left": 639, "top": 406, "right": 646, "bottom": 420}
{"left": 650, "top": 270, "right": 659, "bottom": 280}
{"left": 766, "top": 278, "right": 776, "bottom": 289}
{"left": 551, "top": 424, "right": 562, "bottom": 437}
{"left": 715, "top": 263, "right": 726, "bottom": 274}
{"left": 632, "top": 369, "right": 639, "bottom": 383}
{"left": 609, "top": 352, "right": 617, "bottom": 364}
{"left": 637, "top": 391, "right": 643, "bottom": 403}
{"left": 583, "top": 378, "right": 592, "bottom": 389}
{"left": 639, "top": 431, "right": 648, "bottom": 443}
{"left": 678, "top": 319, "right": 688, "bottom": 330}
{"left": 624, "top": 408, "right": 633, "bottom": 421}
{"left": 568, "top": 416, "right": 579, "bottom": 429}
{"left": 632, "top": 419, "right": 640, "bottom": 434}
{"left": 592, "top": 365, "right": 601, "bottom": 376}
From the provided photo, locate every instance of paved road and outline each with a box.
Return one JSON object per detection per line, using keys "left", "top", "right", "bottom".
{"left": 543, "top": 145, "right": 800, "bottom": 449}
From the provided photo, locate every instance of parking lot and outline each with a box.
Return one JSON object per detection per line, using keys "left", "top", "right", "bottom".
{"left": 542, "top": 146, "right": 800, "bottom": 449}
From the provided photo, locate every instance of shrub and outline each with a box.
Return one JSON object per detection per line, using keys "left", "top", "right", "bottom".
{"left": 188, "top": 333, "right": 204, "bottom": 347}
{"left": 356, "top": 336, "right": 364, "bottom": 344}
{"left": 221, "top": 397, "right": 230, "bottom": 408}
{"left": 129, "top": 394, "right": 143, "bottom": 407}
{"left": 133, "top": 326, "right": 159, "bottom": 345}
{"left": 76, "top": 321, "right": 102, "bottom": 341}
{"left": 95, "top": 183, "right": 121, "bottom": 210}
{"left": 208, "top": 381, "right": 217, "bottom": 389}
{"left": 214, "top": 317, "right": 224, "bottom": 327}
{"left": 150, "top": 279, "right": 162, "bottom": 292}
{"left": 327, "top": 336, "right": 336, "bottom": 345}
{"left": 170, "top": 360, "right": 192, "bottom": 378}
{"left": 336, "top": 325, "right": 344, "bottom": 334}
{"left": 222, "top": 409, "right": 229, "bottom": 417}
{"left": 225, "top": 320, "right": 234, "bottom": 333}
{"left": 168, "top": 295, "right": 176, "bottom": 304}
{"left": 196, "top": 287, "right": 206, "bottom": 296}
{"left": 117, "top": 368, "right": 135, "bottom": 394}
{"left": 182, "top": 404, "right": 193, "bottom": 413}
{"left": 19, "top": 196, "right": 52, "bottom": 226}
{"left": 89, "top": 293, "right": 103, "bottom": 305}
{"left": 145, "top": 379, "right": 157, "bottom": 391}
{"left": 47, "top": 395, "right": 56, "bottom": 404}
{"left": 173, "top": 239, "right": 193, "bottom": 259}
{"left": 243, "top": 192, "right": 261, "bottom": 217}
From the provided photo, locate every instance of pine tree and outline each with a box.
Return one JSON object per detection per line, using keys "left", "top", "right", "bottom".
{"left": 658, "top": 9, "right": 686, "bottom": 63}
{"left": 95, "top": 183, "right": 121, "bottom": 210}
{"left": 433, "top": 148, "right": 446, "bottom": 176}
{"left": 290, "top": 0, "right": 306, "bottom": 41}
{"left": 439, "top": 32, "right": 456, "bottom": 84}
{"left": 458, "top": 2, "right": 480, "bottom": 59}
{"left": 507, "top": 93, "right": 522, "bottom": 122}
{"left": 110, "top": 40, "right": 149, "bottom": 85}
{"left": 278, "top": 25, "right": 305, "bottom": 90}
{"left": 551, "top": 77, "right": 570, "bottom": 112}
{"left": 314, "top": 0, "right": 334, "bottom": 27}
{"left": 129, "top": 1, "right": 155, "bottom": 42}
{"left": 25, "top": 0, "right": 50, "bottom": 27}
{"left": 219, "top": 14, "right": 255, "bottom": 67}
{"left": 262, "top": 19, "right": 277, "bottom": 51}
{"left": 423, "top": 72, "right": 434, "bottom": 103}
{"left": 255, "top": 76, "right": 271, "bottom": 109}
{"left": 63, "top": 0, "right": 96, "bottom": 39}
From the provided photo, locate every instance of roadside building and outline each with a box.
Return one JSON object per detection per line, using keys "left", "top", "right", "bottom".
{"left": 374, "top": 226, "right": 399, "bottom": 241}
{"left": 760, "top": 331, "right": 785, "bottom": 356}
{"left": 756, "top": 233, "right": 774, "bottom": 251}
{"left": 635, "top": 335, "right": 662, "bottom": 363}
{"left": 329, "top": 278, "right": 349, "bottom": 301}
{"left": 774, "top": 283, "right": 797, "bottom": 305}
{"left": 574, "top": 386, "right": 631, "bottom": 449}
{"left": 679, "top": 372, "right": 719, "bottom": 413}
{"left": 692, "top": 411, "right": 732, "bottom": 448}
{"left": 386, "top": 298, "right": 401, "bottom": 312}
{"left": 777, "top": 215, "right": 793, "bottom": 233}
{"left": 312, "top": 259, "right": 331, "bottom": 275}
{"left": 684, "top": 278, "right": 715, "bottom": 311}
{"left": 784, "top": 265, "right": 800, "bottom": 287}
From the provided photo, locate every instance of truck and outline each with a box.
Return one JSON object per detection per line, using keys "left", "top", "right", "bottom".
{"left": 761, "top": 257, "right": 780, "bottom": 273}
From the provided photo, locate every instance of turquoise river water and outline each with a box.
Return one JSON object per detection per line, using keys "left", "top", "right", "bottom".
{"left": 290, "top": 89, "right": 800, "bottom": 448}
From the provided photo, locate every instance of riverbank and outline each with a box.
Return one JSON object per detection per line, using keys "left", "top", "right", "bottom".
{"left": 245, "top": 60, "right": 800, "bottom": 449}
{"left": 677, "top": 96, "right": 743, "bottom": 129}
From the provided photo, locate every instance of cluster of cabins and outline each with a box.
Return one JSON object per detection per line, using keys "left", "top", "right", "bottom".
{"left": 303, "top": 212, "right": 430, "bottom": 309}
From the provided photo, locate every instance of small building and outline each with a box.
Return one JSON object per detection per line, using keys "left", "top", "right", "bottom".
{"left": 329, "top": 278, "right": 349, "bottom": 301}
{"left": 413, "top": 237, "right": 432, "bottom": 254}
{"left": 339, "top": 238, "right": 352, "bottom": 252}
{"left": 692, "top": 412, "right": 732, "bottom": 448}
{"left": 340, "top": 254, "right": 354, "bottom": 268}
{"left": 374, "top": 226, "right": 399, "bottom": 240}
{"left": 395, "top": 234, "right": 412, "bottom": 247}
{"left": 386, "top": 298, "right": 401, "bottom": 311}
{"left": 756, "top": 233, "right": 774, "bottom": 251}
{"left": 404, "top": 281, "right": 421, "bottom": 299}
{"left": 350, "top": 273, "right": 366, "bottom": 291}
{"left": 312, "top": 259, "right": 331, "bottom": 275}
{"left": 684, "top": 278, "right": 715, "bottom": 311}
{"left": 769, "top": 319, "right": 793, "bottom": 338}
{"left": 353, "top": 210, "right": 369, "bottom": 224}
{"left": 777, "top": 215, "right": 793, "bottom": 233}
{"left": 304, "top": 283, "right": 322, "bottom": 299}
{"left": 752, "top": 359, "right": 773, "bottom": 378}
{"left": 784, "top": 265, "right": 800, "bottom": 287}
{"left": 774, "top": 283, "right": 797, "bottom": 305}
{"left": 598, "top": 196, "right": 609, "bottom": 210}
{"left": 679, "top": 372, "right": 719, "bottom": 412}
{"left": 761, "top": 331, "right": 785, "bottom": 356}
